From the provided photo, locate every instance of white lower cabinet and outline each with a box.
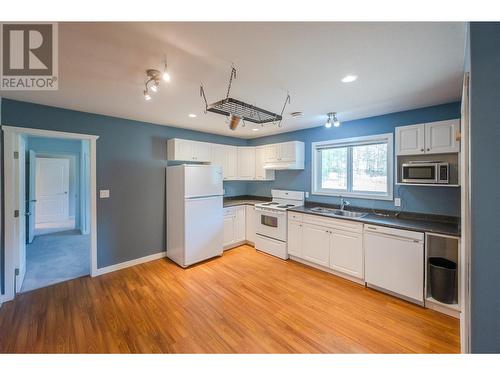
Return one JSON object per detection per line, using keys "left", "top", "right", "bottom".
{"left": 245, "top": 205, "right": 256, "bottom": 244}
{"left": 287, "top": 220, "right": 302, "bottom": 257}
{"left": 301, "top": 223, "right": 330, "bottom": 267}
{"left": 287, "top": 213, "right": 364, "bottom": 281}
{"left": 330, "top": 230, "right": 363, "bottom": 279}
{"left": 223, "top": 205, "right": 246, "bottom": 250}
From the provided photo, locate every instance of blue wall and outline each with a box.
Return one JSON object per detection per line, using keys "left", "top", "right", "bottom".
{"left": 248, "top": 102, "right": 461, "bottom": 216}
{"left": 1, "top": 99, "right": 246, "bottom": 270}
{"left": 27, "top": 136, "right": 82, "bottom": 225}
{"left": 469, "top": 22, "right": 500, "bottom": 353}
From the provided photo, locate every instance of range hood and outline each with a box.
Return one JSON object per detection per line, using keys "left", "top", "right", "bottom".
{"left": 264, "top": 162, "right": 303, "bottom": 170}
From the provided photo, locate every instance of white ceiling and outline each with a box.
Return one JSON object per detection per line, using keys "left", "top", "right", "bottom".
{"left": 1, "top": 22, "right": 466, "bottom": 139}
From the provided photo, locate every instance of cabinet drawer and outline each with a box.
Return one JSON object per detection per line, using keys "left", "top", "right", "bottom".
{"left": 288, "top": 212, "right": 303, "bottom": 222}
{"left": 302, "top": 213, "right": 362, "bottom": 233}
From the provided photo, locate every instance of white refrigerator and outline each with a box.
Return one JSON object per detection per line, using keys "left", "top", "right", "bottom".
{"left": 166, "top": 164, "right": 224, "bottom": 267}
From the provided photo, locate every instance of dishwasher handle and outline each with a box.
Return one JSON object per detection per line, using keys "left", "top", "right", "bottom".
{"left": 364, "top": 226, "right": 424, "bottom": 243}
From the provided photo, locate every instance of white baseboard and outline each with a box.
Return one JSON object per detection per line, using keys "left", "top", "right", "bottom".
{"left": 94, "top": 251, "right": 167, "bottom": 277}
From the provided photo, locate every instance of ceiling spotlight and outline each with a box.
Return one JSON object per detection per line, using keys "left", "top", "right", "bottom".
{"left": 252, "top": 128, "right": 260, "bottom": 132}
{"left": 341, "top": 75, "right": 358, "bottom": 83}
{"left": 144, "top": 90, "right": 151, "bottom": 101}
{"left": 188, "top": 113, "right": 197, "bottom": 118}
{"left": 325, "top": 112, "right": 340, "bottom": 128}
{"left": 150, "top": 82, "right": 159, "bottom": 92}
{"left": 333, "top": 114, "right": 341, "bottom": 127}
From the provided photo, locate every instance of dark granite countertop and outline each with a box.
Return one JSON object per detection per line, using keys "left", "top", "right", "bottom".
{"left": 289, "top": 204, "right": 460, "bottom": 237}
{"left": 223, "top": 195, "right": 271, "bottom": 207}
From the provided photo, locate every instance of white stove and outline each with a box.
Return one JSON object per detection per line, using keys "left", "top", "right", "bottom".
{"left": 254, "top": 190, "right": 305, "bottom": 259}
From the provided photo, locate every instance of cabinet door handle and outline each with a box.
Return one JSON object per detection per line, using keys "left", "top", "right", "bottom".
{"left": 427, "top": 148, "right": 430, "bottom": 151}
{"left": 420, "top": 148, "right": 424, "bottom": 152}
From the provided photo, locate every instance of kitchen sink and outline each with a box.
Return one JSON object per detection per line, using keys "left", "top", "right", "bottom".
{"left": 309, "top": 207, "right": 367, "bottom": 219}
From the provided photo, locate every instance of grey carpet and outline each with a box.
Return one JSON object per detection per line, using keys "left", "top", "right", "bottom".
{"left": 21, "top": 230, "right": 90, "bottom": 292}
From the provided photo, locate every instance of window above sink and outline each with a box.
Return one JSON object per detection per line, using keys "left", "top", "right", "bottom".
{"left": 311, "top": 133, "right": 394, "bottom": 201}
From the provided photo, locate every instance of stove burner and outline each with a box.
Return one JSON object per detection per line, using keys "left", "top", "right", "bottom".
{"left": 277, "top": 204, "right": 295, "bottom": 208}
{"left": 262, "top": 202, "right": 279, "bottom": 206}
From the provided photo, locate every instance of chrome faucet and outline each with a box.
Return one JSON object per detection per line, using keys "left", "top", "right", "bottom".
{"left": 340, "top": 197, "right": 350, "bottom": 210}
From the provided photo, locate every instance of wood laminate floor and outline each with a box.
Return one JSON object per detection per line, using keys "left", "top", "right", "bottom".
{"left": 0, "top": 245, "right": 460, "bottom": 353}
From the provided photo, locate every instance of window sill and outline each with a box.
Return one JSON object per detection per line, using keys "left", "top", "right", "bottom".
{"left": 311, "top": 190, "right": 394, "bottom": 201}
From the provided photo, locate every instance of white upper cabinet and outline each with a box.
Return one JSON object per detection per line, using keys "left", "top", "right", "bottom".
{"left": 167, "top": 138, "right": 212, "bottom": 162}
{"left": 255, "top": 146, "right": 275, "bottom": 180}
{"left": 263, "top": 141, "right": 305, "bottom": 170}
{"left": 395, "top": 124, "right": 426, "bottom": 155}
{"left": 395, "top": 119, "right": 460, "bottom": 156}
{"left": 211, "top": 144, "right": 237, "bottom": 180}
{"left": 237, "top": 147, "right": 256, "bottom": 180}
{"left": 425, "top": 119, "right": 460, "bottom": 154}
{"left": 264, "top": 144, "right": 279, "bottom": 163}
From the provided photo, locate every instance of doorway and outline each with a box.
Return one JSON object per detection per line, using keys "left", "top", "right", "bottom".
{"left": 1, "top": 126, "right": 98, "bottom": 302}
{"left": 20, "top": 136, "right": 91, "bottom": 292}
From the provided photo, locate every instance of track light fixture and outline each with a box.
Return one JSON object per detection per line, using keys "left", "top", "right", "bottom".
{"left": 325, "top": 112, "right": 341, "bottom": 128}
{"left": 143, "top": 56, "right": 171, "bottom": 101}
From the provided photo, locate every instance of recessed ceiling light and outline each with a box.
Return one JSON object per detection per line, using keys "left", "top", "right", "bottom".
{"left": 188, "top": 114, "right": 197, "bottom": 118}
{"left": 341, "top": 75, "right": 358, "bottom": 83}
{"left": 252, "top": 128, "right": 260, "bottom": 132}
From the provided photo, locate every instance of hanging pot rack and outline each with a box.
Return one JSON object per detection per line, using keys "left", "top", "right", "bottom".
{"left": 200, "top": 66, "right": 291, "bottom": 130}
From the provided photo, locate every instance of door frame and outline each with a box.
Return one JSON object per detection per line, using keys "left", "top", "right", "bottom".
{"left": 1, "top": 125, "right": 99, "bottom": 303}
{"left": 459, "top": 72, "right": 471, "bottom": 353}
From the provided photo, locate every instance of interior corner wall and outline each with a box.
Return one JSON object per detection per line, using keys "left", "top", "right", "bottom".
{"left": 469, "top": 22, "right": 500, "bottom": 353}
{"left": 1, "top": 97, "right": 4, "bottom": 297}
{"left": 0, "top": 99, "right": 247, "bottom": 270}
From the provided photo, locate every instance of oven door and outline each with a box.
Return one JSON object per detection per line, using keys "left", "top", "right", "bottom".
{"left": 401, "top": 164, "right": 438, "bottom": 183}
{"left": 255, "top": 208, "right": 287, "bottom": 242}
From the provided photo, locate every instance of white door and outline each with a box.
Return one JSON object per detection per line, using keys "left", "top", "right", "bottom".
{"left": 237, "top": 147, "right": 256, "bottom": 180}
{"left": 184, "top": 165, "right": 223, "bottom": 198}
{"left": 425, "top": 119, "right": 460, "bottom": 154}
{"left": 254, "top": 146, "right": 275, "bottom": 180}
{"left": 301, "top": 223, "right": 330, "bottom": 267}
{"left": 35, "top": 158, "right": 70, "bottom": 224}
{"left": 235, "top": 206, "right": 246, "bottom": 242}
{"left": 330, "top": 230, "right": 363, "bottom": 278}
{"left": 193, "top": 141, "right": 212, "bottom": 162}
{"left": 279, "top": 142, "right": 295, "bottom": 162}
{"left": 264, "top": 144, "right": 279, "bottom": 162}
{"left": 395, "top": 124, "right": 425, "bottom": 155}
{"left": 245, "top": 205, "right": 256, "bottom": 244}
{"left": 223, "top": 214, "right": 236, "bottom": 248}
{"left": 27, "top": 150, "right": 37, "bottom": 243}
{"left": 287, "top": 220, "right": 302, "bottom": 257}
{"left": 184, "top": 196, "right": 223, "bottom": 265}
{"left": 175, "top": 139, "right": 194, "bottom": 161}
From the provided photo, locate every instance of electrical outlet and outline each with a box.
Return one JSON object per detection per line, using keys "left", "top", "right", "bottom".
{"left": 305, "top": 192, "right": 310, "bottom": 198}
{"left": 394, "top": 197, "right": 401, "bottom": 207}
{"left": 99, "top": 189, "right": 110, "bottom": 198}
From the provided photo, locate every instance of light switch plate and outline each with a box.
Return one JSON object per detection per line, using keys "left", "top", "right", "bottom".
{"left": 100, "top": 189, "right": 110, "bottom": 198}
{"left": 394, "top": 197, "right": 401, "bottom": 207}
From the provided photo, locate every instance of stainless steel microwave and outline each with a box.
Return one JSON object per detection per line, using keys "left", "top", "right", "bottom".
{"left": 401, "top": 162, "right": 449, "bottom": 184}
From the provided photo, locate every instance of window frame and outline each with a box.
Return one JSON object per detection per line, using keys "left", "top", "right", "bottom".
{"left": 311, "top": 133, "right": 394, "bottom": 201}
